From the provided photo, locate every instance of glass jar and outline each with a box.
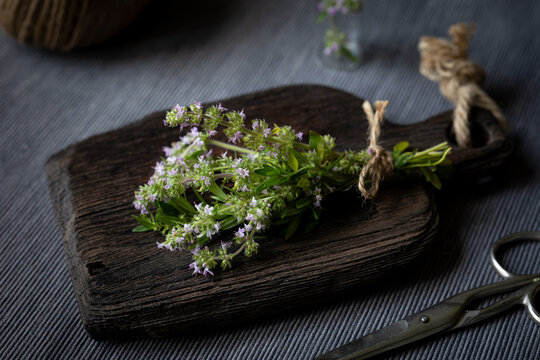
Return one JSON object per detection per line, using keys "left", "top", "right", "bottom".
{"left": 317, "top": 10, "right": 363, "bottom": 71}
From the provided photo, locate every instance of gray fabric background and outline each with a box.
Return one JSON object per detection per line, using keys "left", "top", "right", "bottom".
{"left": 1, "top": 0, "right": 539, "bottom": 359}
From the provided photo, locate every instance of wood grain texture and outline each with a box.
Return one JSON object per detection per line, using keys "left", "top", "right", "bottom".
{"left": 45, "top": 85, "right": 511, "bottom": 339}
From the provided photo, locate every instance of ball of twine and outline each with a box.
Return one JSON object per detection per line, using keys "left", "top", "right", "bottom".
{"left": 0, "top": 0, "right": 151, "bottom": 51}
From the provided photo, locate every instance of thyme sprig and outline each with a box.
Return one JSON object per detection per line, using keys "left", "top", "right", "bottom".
{"left": 133, "top": 102, "right": 450, "bottom": 276}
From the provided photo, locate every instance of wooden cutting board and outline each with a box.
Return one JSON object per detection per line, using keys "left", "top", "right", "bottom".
{"left": 46, "top": 85, "right": 511, "bottom": 339}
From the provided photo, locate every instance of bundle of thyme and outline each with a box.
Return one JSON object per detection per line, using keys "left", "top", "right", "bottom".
{"left": 133, "top": 101, "right": 450, "bottom": 276}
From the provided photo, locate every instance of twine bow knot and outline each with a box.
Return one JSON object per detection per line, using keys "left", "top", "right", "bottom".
{"left": 418, "top": 23, "right": 508, "bottom": 147}
{"left": 358, "top": 100, "right": 394, "bottom": 199}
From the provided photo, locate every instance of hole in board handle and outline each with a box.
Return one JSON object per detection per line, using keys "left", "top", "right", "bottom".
{"left": 446, "top": 119, "right": 490, "bottom": 148}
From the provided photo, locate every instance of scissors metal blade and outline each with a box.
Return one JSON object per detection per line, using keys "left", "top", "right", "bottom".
{"left": 315, "top": 301, "right": 462, "bottom": 360}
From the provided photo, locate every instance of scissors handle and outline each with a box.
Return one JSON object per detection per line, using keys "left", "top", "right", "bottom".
{"left": 490, "top": 231, "right": 540, "bottom": 279}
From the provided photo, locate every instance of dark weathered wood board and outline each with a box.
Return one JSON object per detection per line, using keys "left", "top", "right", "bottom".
{"left": 46, "top": 85, "right": 511, "bottom": 339}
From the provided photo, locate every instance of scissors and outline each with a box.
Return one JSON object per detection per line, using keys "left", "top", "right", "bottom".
{"left": 316, "top": 231, "right": 540, "bottom": 360}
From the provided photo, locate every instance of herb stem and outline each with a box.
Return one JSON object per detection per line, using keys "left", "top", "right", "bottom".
{"left": 206, "top": 139, "right": 257, "bottom": 154}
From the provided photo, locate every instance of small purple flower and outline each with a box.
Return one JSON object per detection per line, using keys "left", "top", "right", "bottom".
{"left": 149, "top": 194, "right": 157, "bottom": 202}
{"left": 168, "top": 168, "right": 178, "bottom": 176}
{"left": 235, "top": 167, "right": 249, "bottom": 178}
{"left": 328, "top": 6, "right": 338, "bottom": 15}
{"left": 239, "top": 109, "right": 246, "bottom": 118}
{"left": 250, "top": 197, "right": 258, "bottom": 207}
{"left": 296, "top": 132, "right": 303, "bottom": 140}
{"left": 204, "top": 204, "right": 213, "bottom": 216}
{"left": 193, "top": 100, "right": 202, "bottom": 109}
{"left": 234, "top": 227, "right": 246, "bottom": 238}
{"left": 252, "top": 120, "right": 259, "bottom": 130}
{"left": 189, "top": 261, "right": 202, "bottom": 275}
{"left": 229, "top": 131, "right": 244, "bottom": 144}
{"left": 214, "top": 223, "right": 221, "bottom": 232}
{"left": 221, "top": 241, "right": 231, "bottom": 249}
{"left": 191, "top": 244, "right": 201, "bottom": 254}
{"left": 367, "top": 148, "right": 374, "bottom": 155}
{"left": 314, "top": 194, "right": 323, "bottom": 208}
{"left": 246, "top": 213, "right": 256, "bottom": 222}
{"left": 140, "top": 204, "right": 149, "bottom": 215}
{"left": 263, "top": 128, "right": 271, "bottom": 137}
{"left": 203, "top": 267, "right": 214, "bottom": 277}
{"left": 217, "top": 103, "right": 227, "bottom": 111}
{"left": 163, "top": 146, "right": 173, "bottom": 156}
{"left": 317, "top": 1, "right": 324, "bottom": 12}
{"left": 244, "top": 224, "right": 253, "bottom": 232}
{"left": 256, "top": 209, "right": 264, "bottom": 218}
{"left": 154, "top": 162, "right": 165, "bottom": 175}
{"left": 203, "top": 176, "right": 211, "bottom": 186}
{"left": 208, "top": 130, "right": 217, "bottom": 137}
{"left": 164, "top": 243, "right": 173, "bottom": 251}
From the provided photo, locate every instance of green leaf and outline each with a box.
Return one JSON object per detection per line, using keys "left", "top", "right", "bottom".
{"left": 155, "top": 214, "right": 182, "bottom": 227}
{"left": 254, "top": 165, "right": 277, "bottom": 177}
{"left": 281, "top": 206, "right": 305, "bottom": 219}
{"left": 287, "top": 152, "right": 299, "bottom": 171}
{"left": 296, "top": 197, "right": 312, "bottom": 209}
{"left": 290, "top": 148, "right": 308, "bottom": 165}
{"left": 304, "top": 215, "right": 319, "bottom": 233}
{"left": 132, "top": 214, "right": 155, "bottom": 231}
{"left": 157, "top": 201, "right": 180, "bottom": 217}
{"left": 220, "top": 216, "right": 238, "bottom": 231}
{"left": 317, "top": 12, "right": 327, "bottom": 22}
{"left": 296, "top": 176, "right": 311, "bottom": 191}
{"left": 170, "top": 196, "right": 196, "bottom": 214}
{"left": 285, "top": 214, "right": 302, "bottom": 240}
{"left": 325, "top": 154, "right": 344, "bottom": 172}
{"left": 255, "top": 176, "right": 287, "bottom": 192}
{"left": 186, "top": 149, "right": 204, "bottom": 160}
{"left": 341, "top": 46, "right": 359, "bottom": 63}
{"left": 311, "top": 207, "right": 319, "bottom": 220}
{"left": 309, "top": 131, "right": 325, "bottom": 160}
{"left": 194, "top": 191, "right": 206, "bottom": 205}
{"left": 132, "top": 225, "right": 151, "bottom": 232}
{"left": 209, "top": 183, "right": 227, "bottom": 201}
{"left": 393, "top": 141, "right": 409, "bottom": 155}
{"left": 394, "top": 152, "right": 415, "bottom": 169}
{"left": 420, "top": 167, "right": 442, "bottom": 190}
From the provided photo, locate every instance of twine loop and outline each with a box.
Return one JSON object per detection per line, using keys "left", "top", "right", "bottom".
{"left": 419, "top": 23, "right": 508, "bottom": 147}
{"left": 358, "top": 100, "right": 394, "bottom": 199}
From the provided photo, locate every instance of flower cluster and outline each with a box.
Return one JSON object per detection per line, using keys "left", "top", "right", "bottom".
{"left": 134, "top": 102, "right": 451, "bottom": 277}
{"left": 318, "top": 0, "right": 362, "bottom": 16}
{"left": 317, "top": 0, "right": 363, "bottom": 62}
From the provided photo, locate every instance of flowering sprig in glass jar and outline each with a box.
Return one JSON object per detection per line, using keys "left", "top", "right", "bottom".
{"left": 317, "top": 0, "right": 363, "bottom": 70}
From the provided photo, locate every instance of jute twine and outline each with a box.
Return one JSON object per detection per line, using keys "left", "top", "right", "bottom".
{"left": 358, "top": 100, "right": 394, "bottom": 199}
{"left": 418, "top": 23, "right": 508, "bottom": 147}
{"left": 0, "top": 0, "right": 150, "bottom": 51}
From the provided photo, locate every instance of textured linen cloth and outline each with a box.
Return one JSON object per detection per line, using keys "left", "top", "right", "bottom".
{"left": 1, "top": 0, "right": 539, "bottom": 359}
